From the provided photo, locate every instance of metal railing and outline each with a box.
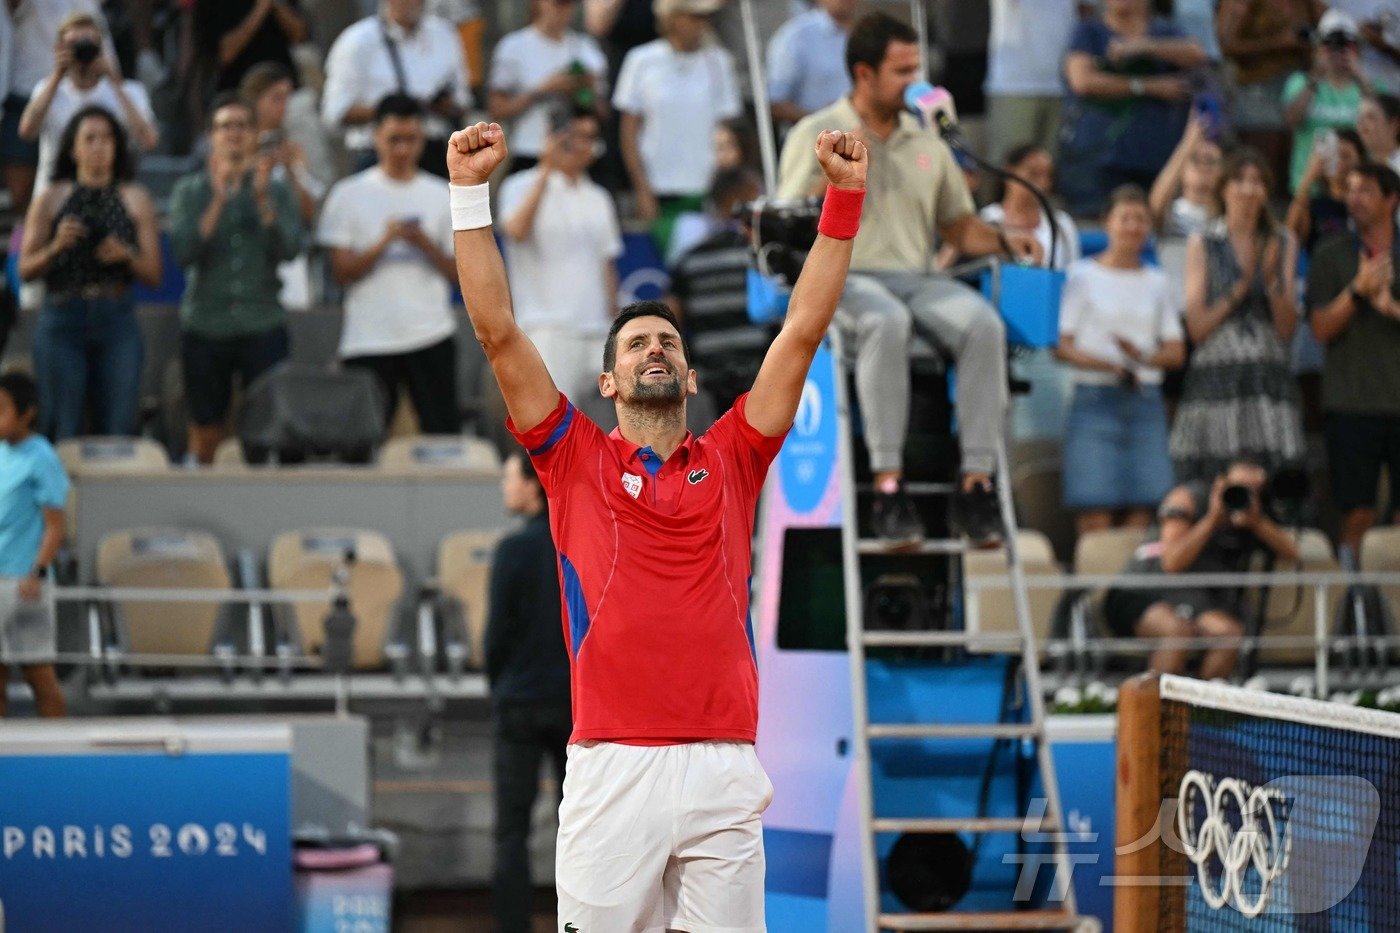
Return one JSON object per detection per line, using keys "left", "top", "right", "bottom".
{"left": 963, "top": 569, "right": 1400, "bottom": 697}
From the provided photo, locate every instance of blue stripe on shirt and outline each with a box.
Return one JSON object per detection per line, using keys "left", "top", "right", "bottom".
{"left": 529, "top": 402, "right": 575, "bottom": 457}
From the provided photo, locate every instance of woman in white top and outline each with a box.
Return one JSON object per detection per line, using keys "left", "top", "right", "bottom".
{"left": 1056, "top": 185, "right": 1187, "bottom": 536}
{"left": 1148, "top": 113, "right": 1223, "bottom": 237}
{"left": 979, "top": 143, "right": 1080, "bottom": 270}
{"left": 612, "top": 0, "right": 740, "bottom": 256}
{"left": 968, "top": 143, "right": 1079, "bottom": 442}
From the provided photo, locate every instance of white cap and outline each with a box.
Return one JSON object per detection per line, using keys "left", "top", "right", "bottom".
{"left": 1318, "top": 9, "right": 1360, "bottom": 42}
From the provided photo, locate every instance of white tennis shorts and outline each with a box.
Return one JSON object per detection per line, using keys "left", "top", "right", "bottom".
{"left": 555, "top": 739, "right": 773, "bottom": 933}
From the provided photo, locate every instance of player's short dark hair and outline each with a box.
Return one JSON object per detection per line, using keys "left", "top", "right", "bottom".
{"left": 846, "top": 12, "right": 918, "bottom": 80}
{"left": 207, "top": 90, "right": 252, "bottom": 130}
{"left": 1352, "top": 162, "right": 1400, "bottom": 200}
{"left": 603, "top": 301, "right": 691, "bottom": 372}
{"left": 375, "top": 93, "right": 424, "bottom": 125}
{"left": 0, "top": 370, "right": 38, "bottom": 418}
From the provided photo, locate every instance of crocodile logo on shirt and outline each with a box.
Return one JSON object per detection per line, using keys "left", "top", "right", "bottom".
{"left": 687, "top": 469, "right": 710, "bottom": 485}
{"left": 564, "top": 925, "right": 580, "bottom": 933}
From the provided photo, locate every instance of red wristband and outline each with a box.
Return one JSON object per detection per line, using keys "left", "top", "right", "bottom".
{"left": 818, "top": 185, "right": 865, "bottom": 240}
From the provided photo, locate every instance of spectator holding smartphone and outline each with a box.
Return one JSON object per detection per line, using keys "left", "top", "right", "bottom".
{"left": 1283, "top": 10, "right": 1371, "bottom": 192}
{"left": 1286, "top": 127, "right": 1363, "bottom": 252}
{"left": 1057, "top": 185, "right": 1185, "bottom": 536}
{"left": 1148, "top": 112, "right": 1223, "bottom": 236}
{"left": 169, "top": 93, "right": 303, "bottom": 464}
{"left": 318, "top": 94, "right": 460, "bottom": 435}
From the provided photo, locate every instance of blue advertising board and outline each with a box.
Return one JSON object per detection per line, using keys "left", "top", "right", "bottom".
{"left": 0, "top": 721, "right": 293, "bottom": 933}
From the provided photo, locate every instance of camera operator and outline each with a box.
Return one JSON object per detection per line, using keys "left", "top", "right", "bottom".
{"left": 1105, "top": 459, "right": 1300, "bottom": 678}
{"left": 18, "top": 12, "right": 159, "bottom": 198}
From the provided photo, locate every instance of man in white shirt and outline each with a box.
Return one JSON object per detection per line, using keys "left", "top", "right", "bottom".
{"left": 321, "top": 0, "right": 472, "bottom": 177}
{"left": 766, "top": 0, "right": 856, "bottom": 125}
{"left": 612, "top": 0, "right": 741, "bottom": 253}
{"left": 488, "top": 0, "right": 608, "bottom": 174}
{"left": 18, "top": 12, "right": 158, "bottom": 195}
{"left": 983, "top": 0, "right": 1079, "bottom": 166}
{"left": 499, "top": 110, "right": 623, "bottom": 402}
{"left": 318, "top": 94, "right": 461, "bottom": 434}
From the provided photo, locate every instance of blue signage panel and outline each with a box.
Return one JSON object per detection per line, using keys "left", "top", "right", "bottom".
{"left": 778, "top": 343, "right": 839, "bottom": 515}
{"left": 0, "top": 751, "right": 293, "bottom": 932}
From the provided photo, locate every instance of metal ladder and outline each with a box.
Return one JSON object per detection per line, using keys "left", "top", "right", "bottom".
{"left": 836, "top": 351, "right": 1085, "bottom": 931}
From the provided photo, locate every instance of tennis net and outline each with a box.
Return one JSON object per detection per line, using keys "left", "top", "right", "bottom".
{"left": 1116, "top": 674, "right": 1400, "bottom": 931}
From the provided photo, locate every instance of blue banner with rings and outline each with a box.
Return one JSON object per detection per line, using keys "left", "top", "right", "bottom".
{"left": 0, "top": 750, "right": 293, "bottom": 932}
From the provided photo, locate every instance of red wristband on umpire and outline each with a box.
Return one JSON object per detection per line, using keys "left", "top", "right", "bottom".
{"left": 818, "top": 185, "right": 865, "bottom": 240}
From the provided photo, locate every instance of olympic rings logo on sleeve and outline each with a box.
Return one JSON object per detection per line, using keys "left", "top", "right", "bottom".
{"left": 1176, "top": 770, "right": 1293, "bottom": 917}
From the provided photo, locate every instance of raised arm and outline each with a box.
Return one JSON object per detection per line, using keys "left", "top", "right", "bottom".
{"left": 447, "top": 122, "right": 560, "bottom": 433}
{"left": 745, "top": 130, "right": 866, "bottom": 437}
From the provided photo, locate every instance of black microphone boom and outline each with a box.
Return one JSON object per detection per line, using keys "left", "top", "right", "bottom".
{"left": 933, "top": 111, "right": 1061, "bottom": 269}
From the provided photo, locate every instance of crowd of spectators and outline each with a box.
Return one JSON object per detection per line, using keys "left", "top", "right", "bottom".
{"left": 0, "top": 0, "right": 1395, "bottom": 565}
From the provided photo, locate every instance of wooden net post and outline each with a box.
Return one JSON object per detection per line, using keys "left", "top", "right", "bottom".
{"left": 1115, "top": 672, "right": 1163, "bottom": 931}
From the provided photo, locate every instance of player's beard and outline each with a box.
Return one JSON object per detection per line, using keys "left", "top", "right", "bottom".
{"left": 625, "top": 360, "right": 685, "bottom": 407}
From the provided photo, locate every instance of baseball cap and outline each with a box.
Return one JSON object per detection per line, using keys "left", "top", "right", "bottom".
{"left": 1317, "top": 9, "right": 1360, "bottom": 43}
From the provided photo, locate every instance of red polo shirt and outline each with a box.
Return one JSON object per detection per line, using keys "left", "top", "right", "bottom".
{"left": 508, "top": 392, "right": 786, "bottom": 744}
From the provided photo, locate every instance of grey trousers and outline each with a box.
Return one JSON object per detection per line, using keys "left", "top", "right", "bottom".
{"left": 837, "top": 270, "right": 1007, "bottom": 476}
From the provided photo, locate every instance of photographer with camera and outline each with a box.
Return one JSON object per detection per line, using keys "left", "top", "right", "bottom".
{"left": 18, "top": 12, "right": 158, "bottom": 199}
{"left": 322, "top": 0, "right": 472, "bottom": 178}
{"left": 1307, "top": 162, "right": 1400, "bottom": 559}
{"left": 1106, "top": 459, "right": 1301, "bottom": 678}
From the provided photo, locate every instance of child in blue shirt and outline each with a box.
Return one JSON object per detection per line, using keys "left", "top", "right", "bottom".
{"left": 0, "top": 371, "right": 69, "bottom": 716}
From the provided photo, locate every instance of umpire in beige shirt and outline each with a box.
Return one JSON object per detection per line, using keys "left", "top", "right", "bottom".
{"left": 778, "top": 11, "right": 1042, "bottom": 545}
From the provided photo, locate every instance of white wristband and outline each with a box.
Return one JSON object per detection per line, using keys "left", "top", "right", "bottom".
{"left": 450, "top": 183, "right": 492, "bottom": 231}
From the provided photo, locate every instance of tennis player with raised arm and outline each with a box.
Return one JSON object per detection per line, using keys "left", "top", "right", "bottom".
{"left": 447, "top": 120, "right": 866, "bottom": 932}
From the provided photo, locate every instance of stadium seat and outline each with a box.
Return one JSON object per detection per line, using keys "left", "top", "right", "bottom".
{"left": 1361, "top": 526, "right": 1400, "bottom": 635}
{"left": 963, "top": 530, "right": 1062, "bottom": 649}
{"left": 1257, "top": 529, "right": 1344, "bottom": 665}
{"left": 96, "top": 528, "right": 232, "bottom": 659}
{"left": 212, "top": 437, "right": 248, "bottom": 470}
{"left": 1011, "top": 438, "right": 1075, "bottom": 565}
{"left": 437, "top": 529, "right": 506, "bottom": 669}
{"left": 1072, "top": 527, "right": 1150, "bottom": 639}
{"left": 57, "top": 436, "right": 170, "bottom": 475}
{"left": 378, "top": 435, "right": 501, "bottom": 472}
{"left": 268, "top": 528, "right": 405, "bottom": 669}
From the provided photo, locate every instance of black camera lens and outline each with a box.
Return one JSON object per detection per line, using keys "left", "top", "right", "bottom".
{"left": 72, "top": 39, "right": 100, "bottom": 65}
{"left": 1222, "top": 484, "right": 1252, "bottom": 513}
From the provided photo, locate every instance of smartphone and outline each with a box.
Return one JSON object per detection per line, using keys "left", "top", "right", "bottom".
{"left": 1192, "top": 93, "right": 1221, "bottom": 141}
{"left": 1316, "top": 129, "right": 1340, "bottom": 176}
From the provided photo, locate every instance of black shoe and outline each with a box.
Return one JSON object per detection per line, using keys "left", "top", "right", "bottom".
{"left": 871, "top": 484, "right": 925, "bottom": 546}
{"left": 951, "top": 480, "right": 1004, "bottom": 547}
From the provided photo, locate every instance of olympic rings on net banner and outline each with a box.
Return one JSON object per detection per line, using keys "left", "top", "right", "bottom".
{"left": 1176, "top": 769, "right": 1293, "bottom": 917}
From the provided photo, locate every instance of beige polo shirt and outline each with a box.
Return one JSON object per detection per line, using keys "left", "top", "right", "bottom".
{"left": 777, "top": 96, "right": 974, "bottom": 273}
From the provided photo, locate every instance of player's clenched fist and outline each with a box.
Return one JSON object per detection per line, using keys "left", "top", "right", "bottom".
{"left": 815, "top": 130, "right": 867, "bottom": 191}
{"left": 447, "top": 122, "right": 509, "bottom": 187}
